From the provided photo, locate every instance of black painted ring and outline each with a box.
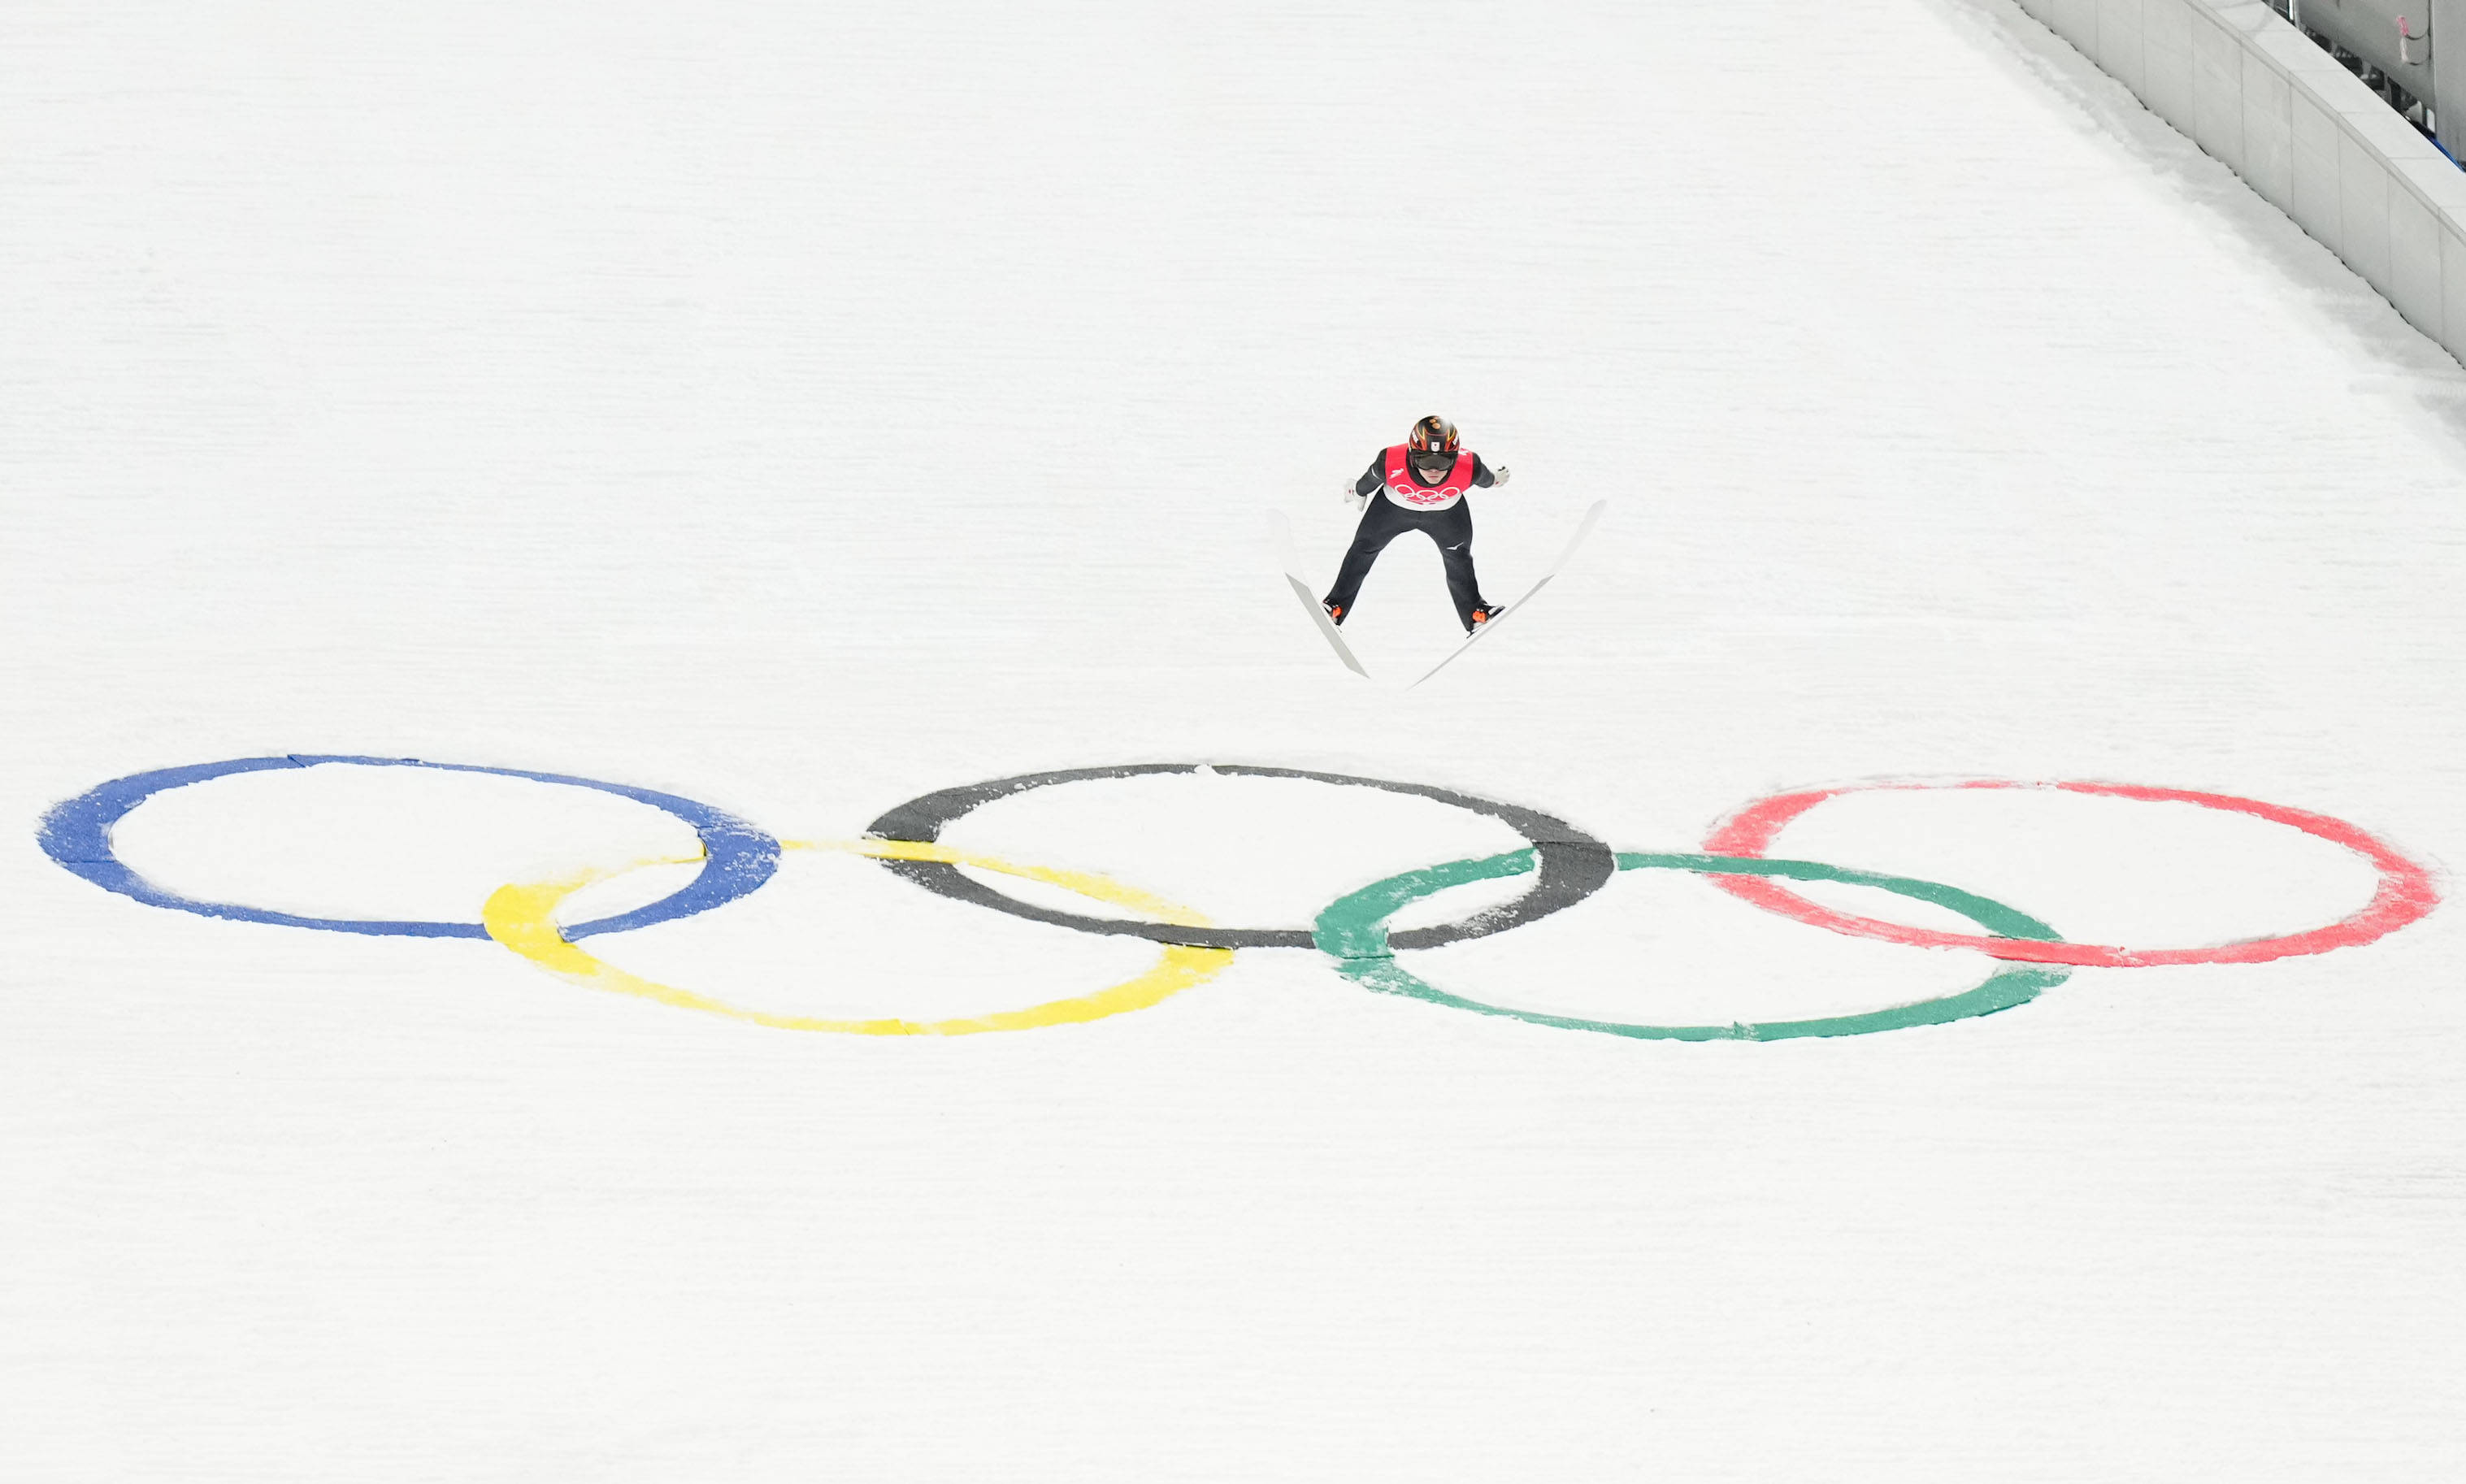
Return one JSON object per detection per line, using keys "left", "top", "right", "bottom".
{"left": 863, "top": 763, "right": 1616, "bottom": 951}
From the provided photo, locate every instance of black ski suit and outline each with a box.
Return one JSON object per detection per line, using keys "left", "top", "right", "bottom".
{"left": 1324, "top": 451, "right": 1502, "bottom": 631}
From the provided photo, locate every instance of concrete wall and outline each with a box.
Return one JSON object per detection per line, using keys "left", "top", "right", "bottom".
{"left": 2017, "top": 0, "right": 2466, "bottom": 361}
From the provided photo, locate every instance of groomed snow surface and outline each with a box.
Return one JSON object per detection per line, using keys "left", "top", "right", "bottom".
{"left": 7, "top": 2, "right": 2465, "bottom": 1480}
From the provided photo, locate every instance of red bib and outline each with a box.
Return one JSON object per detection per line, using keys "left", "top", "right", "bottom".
{"left": 1382, "top": 445, "right": 1475, "bottom": 510}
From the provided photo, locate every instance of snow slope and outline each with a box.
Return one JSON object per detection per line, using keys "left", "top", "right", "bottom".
{"left": 5, "top": 1, "right": 2464, "bottom": 1479}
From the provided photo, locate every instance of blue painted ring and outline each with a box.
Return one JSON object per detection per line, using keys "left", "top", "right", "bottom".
{"left": 37, "top": 754, "right": 781, "bottom": 939}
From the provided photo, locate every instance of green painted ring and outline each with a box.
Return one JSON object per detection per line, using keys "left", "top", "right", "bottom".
{"left": 1311, "top": 850, "right": 2073, "bottom": 1041}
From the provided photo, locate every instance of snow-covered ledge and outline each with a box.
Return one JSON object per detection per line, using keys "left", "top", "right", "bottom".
{"left": 2018, "top": 0, "right": 2466, "bottom": 360}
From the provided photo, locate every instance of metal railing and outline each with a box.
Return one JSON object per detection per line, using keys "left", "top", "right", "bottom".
{"left": 2273, "top": 0, "right": 2457, "bottom": 159}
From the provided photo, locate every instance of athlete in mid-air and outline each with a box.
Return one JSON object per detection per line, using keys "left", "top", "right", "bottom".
{"left": 1323, "top": 414, "right": 1511, "bottom": 633}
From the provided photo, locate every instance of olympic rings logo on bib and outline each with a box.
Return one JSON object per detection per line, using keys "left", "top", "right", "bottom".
{"left": 1388, "top": 481, "right": 1465, "bottom": 507}
{"left": 35, "top": 757, "right": 2442, "bottom": 1042}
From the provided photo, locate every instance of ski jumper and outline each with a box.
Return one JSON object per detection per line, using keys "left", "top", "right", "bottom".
{"left": 1323, "top": 445, "right": 1501, "bottom": 631}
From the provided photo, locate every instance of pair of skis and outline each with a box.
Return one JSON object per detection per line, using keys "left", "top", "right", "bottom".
{"left": 1270, "top": 498, "right": 1606, "bottom": 688}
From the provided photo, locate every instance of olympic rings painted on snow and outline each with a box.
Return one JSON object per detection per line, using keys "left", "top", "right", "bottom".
{"left": 1700, "top": 779, "right": 2442, "bottom": 968}
{"left": 864, "top": 762, "right": 1616, "bottom": 951}
{"left": 35, "top": 755, "right": 779, "bottom": 939}
{"left": 1313, "top": 849, "right": 2072, "bottom": 1041}
{"left": 33, "top": 757, "right": 2443, "bottom": 1042}
{"left": 481, "top": 838, "right": 1231, "bottom": 1035}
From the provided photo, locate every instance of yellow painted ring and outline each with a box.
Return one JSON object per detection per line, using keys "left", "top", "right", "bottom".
{"left": 481, "top": 837, "right": 1232, "bottom": 1035}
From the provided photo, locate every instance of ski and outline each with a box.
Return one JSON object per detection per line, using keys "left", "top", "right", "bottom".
{"left": 1408, "top": 499, "right": 1607, "bottom": 689}
{"left": 1268, "top": 510, "right": 1371, "bottom": 678}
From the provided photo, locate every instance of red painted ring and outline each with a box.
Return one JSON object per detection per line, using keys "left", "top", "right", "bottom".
{"left": 1700, "top": 780, "right": 2440, "bottom": 968}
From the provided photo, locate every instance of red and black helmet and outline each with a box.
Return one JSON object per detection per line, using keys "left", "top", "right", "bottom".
{"left": 1408, "top": 415, "right": 1460, "bottom": 455}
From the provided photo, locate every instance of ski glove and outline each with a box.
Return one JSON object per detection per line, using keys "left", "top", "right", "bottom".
{"left": 1344, "top": 481, "right": 1368, "bottom": 510}
{"left": 1491, "top": 466, "right": 1510, "bottom": 486}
